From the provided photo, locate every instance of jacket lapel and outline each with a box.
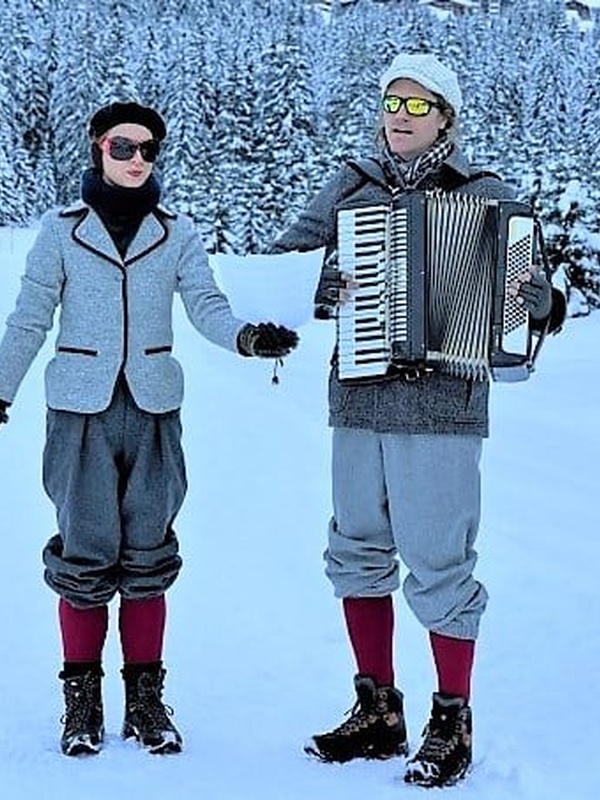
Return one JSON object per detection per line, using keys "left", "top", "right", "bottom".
{"left": 72, "top": 209, "right": 123, "bottom": 266}
{"left": 71, "top": 208, "right": 169, "bottom": 267}
{"left": 125, "top": 213, "right": 168, "bottom": 265}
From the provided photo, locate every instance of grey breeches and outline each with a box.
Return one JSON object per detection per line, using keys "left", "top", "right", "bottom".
{"left": 325, "top": 427, "right": 487, "bottom": 640}
{"left": 42, "top": 378, "right": 187, "bottom": 608}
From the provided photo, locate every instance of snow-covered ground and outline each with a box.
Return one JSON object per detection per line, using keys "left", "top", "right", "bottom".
{"left": 0, "top": 226, "right": 598, "bottom": 799}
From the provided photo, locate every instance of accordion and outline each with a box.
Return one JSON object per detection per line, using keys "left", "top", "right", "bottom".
{"left": 336, "top": 191, "right": 538, "bottom": 383}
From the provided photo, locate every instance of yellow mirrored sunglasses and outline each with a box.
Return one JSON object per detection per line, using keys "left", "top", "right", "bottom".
{"left": 382, "top": 95, "right": 442, "bottom": 117}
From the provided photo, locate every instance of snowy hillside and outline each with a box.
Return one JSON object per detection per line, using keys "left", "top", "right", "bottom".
{"left": 0, "top": 227, "right": 598, "bottom": 799}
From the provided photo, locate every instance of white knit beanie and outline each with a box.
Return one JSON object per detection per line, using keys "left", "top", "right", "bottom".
{"left": 379, "top": 53, "right": 462, "bottom": 114}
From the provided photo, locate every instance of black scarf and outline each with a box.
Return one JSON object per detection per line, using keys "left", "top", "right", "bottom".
{"left": 81, "top": 168, "right": 161, "bottom": 258}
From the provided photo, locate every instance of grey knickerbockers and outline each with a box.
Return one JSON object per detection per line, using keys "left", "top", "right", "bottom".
{"left": 42, "top": 378, "right": 187, "bottom": 607}
{"left": 325, "top": 428, "right": 488, "bottom": 640}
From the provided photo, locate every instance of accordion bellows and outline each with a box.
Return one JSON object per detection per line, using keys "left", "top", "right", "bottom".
{"left": 337, "top": 191, "right": 535, "bottom": 383}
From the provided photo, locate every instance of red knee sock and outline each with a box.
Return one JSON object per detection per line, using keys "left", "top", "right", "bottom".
{"left": 119, "top": 595, "right": 166, "bottom": 664}
{"left": 429, "top": 631, "right": 475, "bottom": 701}
{"left": 342, "top": 596, "right": 394, "bottom": 687}
{"left": 59, "top": 598, "right": 109, "bottom": 663}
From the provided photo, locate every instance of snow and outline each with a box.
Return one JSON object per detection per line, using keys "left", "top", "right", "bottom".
{"left": 0, "top": 226, "right": 599, "bottom": 799}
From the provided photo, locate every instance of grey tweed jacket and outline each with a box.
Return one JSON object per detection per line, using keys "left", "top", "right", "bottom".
{"left": 0, "top": 203, "right": 246, "bottom": 413}
{"left": 271, "top": 148, "right": 562, "bottom": 437}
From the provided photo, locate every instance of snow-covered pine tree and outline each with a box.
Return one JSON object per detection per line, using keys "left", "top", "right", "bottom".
{"left": 0, "top": 0, "right": 56, "bottom": 219}
{"left": 205, "top": 0, "right": 267, "bottom": 253}
{"left": 0, "top": 82, "right": 25, "bottom": 225}
{"left": 450, "top": 11, "right": 501, "bottom": 170}
{"left": 25, "top": 0, "right": 57, "bottom": 216}
{"left": 95, "top": 0, "right": 139, "bottom": 105}
{"left": 160, "top": 15, "right": 218, "bottom": 235}
{"left": 541, "top": 179, "right": 600, "bottom": 315}
{"left": 253, "top": 0, "right": 321, "bottom": 247}
{"left": 511, "top": 0, "right": 600, "bottom": 302}
{"left": 48, "top": 3, "right": 106, "bottom": 204}
{"left": 0, "top": 0, "right": 597, "bottom": 309}
{"left": 578, "top": 27, "right": 600, "bottom": 189}
{"left": 320, "top": 2, "right": 382, "bottom": 163}
{"left": 133, "top": 21, "right": 167, "bottom": 113}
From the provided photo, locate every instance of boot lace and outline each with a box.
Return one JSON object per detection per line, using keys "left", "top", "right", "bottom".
{"left": 132, "top": 673, "right": 176, "bottom": 733}
{"left": 414, "top": 715, "right": 462, "bottom": 764}
{"left": 61, "top": 674, "right": 99, "bottom": 734}
{"left": 327, "top": 698, "right": 379, "bottom": 738}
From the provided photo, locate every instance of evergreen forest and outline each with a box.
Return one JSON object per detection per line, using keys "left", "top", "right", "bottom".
{"left": 0, "top": 0, "right": 599, "bottom": 306}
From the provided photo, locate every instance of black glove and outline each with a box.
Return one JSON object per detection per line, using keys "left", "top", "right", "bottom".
{"left": 237, "top": 322, "right": 299, "bottom": 358}
{"left": 314, "top": 266, "right": 349, "bottom": 319}
{"left": 518, "top": 271, "right": 553, "bottom": 320}
{"left": 0, "top": 400, "right": 10, "bottom": 425}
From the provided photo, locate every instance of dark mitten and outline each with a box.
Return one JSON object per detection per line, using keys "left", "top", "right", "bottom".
{"left": 314, "top": 267, "right": 348, "bottom": 319}
{"left": 0, "top": 400, "right": 10, "bottom": 425}
{"left": 518, "top": 271, "right": 553, "bottom": 320}
{"left": 237, "top": 322, "right": 299, "bottom": 358}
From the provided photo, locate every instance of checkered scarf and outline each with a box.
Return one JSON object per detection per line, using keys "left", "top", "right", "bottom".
{"left": 380, "top": 137, "right": 454, "bottom": 190}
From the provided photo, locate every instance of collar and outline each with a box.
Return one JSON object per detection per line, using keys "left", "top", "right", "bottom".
{"left": 73, "top": 208, "right": 169, "bottom": 266}
{"left": 60, "top": 200, "right": 177, "bottom": 220}
{"left": 443, "top": 146, "right": 471, "bottom": 178}
{"left": 81, "top": 168, "right": 161, "bottom": 220}
{"left": 347, "top": 144, "right": 474, "bottom": 192}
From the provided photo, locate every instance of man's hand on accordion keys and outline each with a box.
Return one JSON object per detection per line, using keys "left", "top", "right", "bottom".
{"left": 314, "top": 266, "right": 357, "bottom": 319}
{"left": 510, "top": 268, "right": 553, "bottom": 321}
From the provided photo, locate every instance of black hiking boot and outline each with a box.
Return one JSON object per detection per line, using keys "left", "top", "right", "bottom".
{"left": 59, "top": 664, "right": 104, "bottom": 756}
{"left": 121, "top": 662, "right": 183, "bottom": 754}
{"left": 304, "top": 674, "right": 408, "bottom": 763}
{"left": 404, "top": 692, "right": 472, "bottom": 787}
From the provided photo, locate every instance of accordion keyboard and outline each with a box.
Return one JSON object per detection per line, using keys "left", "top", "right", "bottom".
{"left": 337, "top": 206, "right": 390, "bottom": 379}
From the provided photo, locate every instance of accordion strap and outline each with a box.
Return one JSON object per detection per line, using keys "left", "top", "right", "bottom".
{"left": 526, "top": 217, "right": 554, "bottom": 372}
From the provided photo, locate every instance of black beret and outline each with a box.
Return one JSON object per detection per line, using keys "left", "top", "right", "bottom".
{"left": 88, "top": 102, "right": 167, "bottom": 141}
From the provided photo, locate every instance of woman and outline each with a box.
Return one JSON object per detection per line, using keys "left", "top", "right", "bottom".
{"left": 270, "top": 53, "right": 564, "bottom": 787}
{"left": 0, "top": 101, "right": 297, "bottom": 756}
